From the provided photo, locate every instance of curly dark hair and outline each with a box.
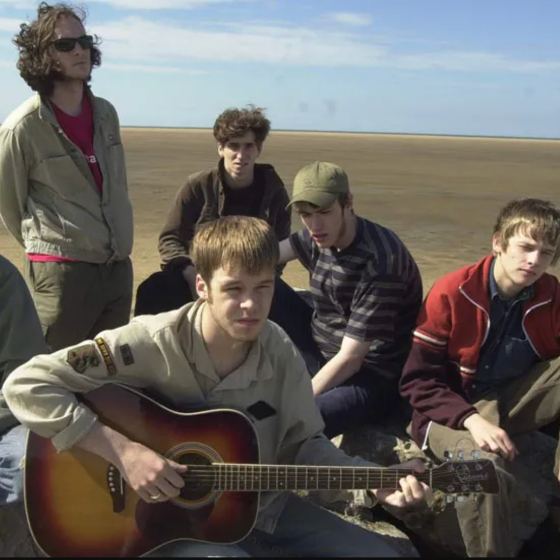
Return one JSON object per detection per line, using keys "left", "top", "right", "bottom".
{"left": 13, "top": 2, "right": 101, "bottom": 96}
{"left": 213, "top": 105, "right": 271, "bottom": 148}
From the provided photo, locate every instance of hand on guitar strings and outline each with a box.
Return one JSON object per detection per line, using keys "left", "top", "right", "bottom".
{"left": 371, "top": 458, "right": 433, "bottom": 509}
{"left": 117, "top": 441, "right": 187, "bottom": 504}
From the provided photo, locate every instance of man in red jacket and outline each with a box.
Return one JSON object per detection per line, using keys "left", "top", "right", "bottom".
{"left": 400, "top": 198, "right": 560, "bottom": 557}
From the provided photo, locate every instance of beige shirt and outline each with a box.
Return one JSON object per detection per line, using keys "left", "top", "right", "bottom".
{"left": 4, "top": 300, "right": 375, "bottom": 532}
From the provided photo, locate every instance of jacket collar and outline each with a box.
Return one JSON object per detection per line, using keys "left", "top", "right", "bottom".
{"left": 461, "top": 254, "right": 554, "bottom": 311}
{"left": 38, "top": 86, "right": 107, "bottom": 125}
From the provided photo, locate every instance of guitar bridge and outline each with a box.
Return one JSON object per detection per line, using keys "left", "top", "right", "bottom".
{"left": 107, "top": 464, "right": 126, "bottom": 513}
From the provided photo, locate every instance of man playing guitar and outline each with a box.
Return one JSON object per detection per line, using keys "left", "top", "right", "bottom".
{"left": 5, "top": 216, "right": 432, "bottom": 557}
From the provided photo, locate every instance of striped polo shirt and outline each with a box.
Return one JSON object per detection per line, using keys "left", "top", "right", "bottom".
{"left": 290, "top": 216, "right": 423, "bottom": 380}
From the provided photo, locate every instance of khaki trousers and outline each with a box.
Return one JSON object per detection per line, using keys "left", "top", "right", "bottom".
{"left": 25, "top": 258, "right": 133, "bottom": 352}
{"left": 426, "top": 356, "right": 560, "bottom": 557}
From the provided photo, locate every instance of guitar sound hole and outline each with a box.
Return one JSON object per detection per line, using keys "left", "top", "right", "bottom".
{"left": 177, "top": 452, "right": 215, "bottom": 501}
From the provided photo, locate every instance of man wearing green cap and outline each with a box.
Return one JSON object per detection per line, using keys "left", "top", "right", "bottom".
{"left": 269, "top": 161, "right": 423, "bottom": 438}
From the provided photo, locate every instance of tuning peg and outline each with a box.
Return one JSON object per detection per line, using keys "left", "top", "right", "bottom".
{"left": 443, "top": 451, "right": 453, "bottom": 461}
{"left": 457, "top": 449, "right": 465, "bottom": 461}
{"left": 471, "top": 451, "right": 481, "bottom": 460}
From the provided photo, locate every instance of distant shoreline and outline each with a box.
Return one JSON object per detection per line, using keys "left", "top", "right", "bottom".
{"left": 121, "top": 126, "right": 560, "bottom": 142}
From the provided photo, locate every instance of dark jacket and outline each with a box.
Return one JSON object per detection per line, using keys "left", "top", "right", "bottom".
{"left": 400, "top": 255, "right": 560, "bottom": 447}
{"left": 0, "top": 255, "right": 47, "bottom": 434}
{"left": 158, "top": 160, "right": 291, "bottom": 268}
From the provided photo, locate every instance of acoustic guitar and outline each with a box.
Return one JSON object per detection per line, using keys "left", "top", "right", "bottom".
{"left": 24, "top": 384, "right": 499, "bottom": 557}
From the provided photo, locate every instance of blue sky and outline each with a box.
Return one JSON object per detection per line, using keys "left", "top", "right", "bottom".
{"left": 0, "top": 0, "right": 559, "bottom": 137}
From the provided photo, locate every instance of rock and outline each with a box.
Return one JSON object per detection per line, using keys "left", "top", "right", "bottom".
{"left": 328, "top": 503, "right": 420, "bottom": 557}
{"left": 0, "top": 502, "right": 39, "bottom": 557}
{"left": 337, "top": 416, "right": 559, "bottom": 557}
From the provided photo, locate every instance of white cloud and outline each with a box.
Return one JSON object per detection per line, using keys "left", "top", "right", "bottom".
{"left": 0, "top": 17, "right": 22, "bottom": 31}
{"left": 0, "top": 1, "right": 35, "bottom": 7}
{"left": 103, "top": 62, "right": 208, "bottom": 74}
{"left": 1, "top": 14, "right": 558, "bottom": 75}
{"left": 88, "top": 0, "right": 251, "bottom": 8}
{"left": 324, "top": 12, "right": 373, "bottom": 27}
{"left": 0, "top": 0, "right": 252, "bottom": 9}
{"left": 94, "top": 18, "right": 560, "bottom": 74}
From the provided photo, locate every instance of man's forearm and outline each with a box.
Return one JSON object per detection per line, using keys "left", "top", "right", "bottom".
{"left": 312, "top": 354, "right": 361, "bottom": 395}
{"left": 75, "top": 421, "right": 134, "bottom": 467}
{"left": 278, "top": 238, "right": 296, "bottom": 265}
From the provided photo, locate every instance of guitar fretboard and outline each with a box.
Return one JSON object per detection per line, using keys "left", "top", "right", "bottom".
{"left": 183, "top": 464, "right": 431, "bottom": 492}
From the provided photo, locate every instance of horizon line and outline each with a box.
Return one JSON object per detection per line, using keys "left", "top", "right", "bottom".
{"left": 121, "top": 126, "right": 560, "bottom": 142}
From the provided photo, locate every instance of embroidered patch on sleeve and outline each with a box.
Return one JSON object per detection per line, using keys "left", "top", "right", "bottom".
{"left": 95, "top": 337, "right": 118, "bottom": 376}
{"left": 119, "top": 344, "right": 134, "bottom": 366}
{"left": 67, "top": 344, "right": 100, "bottom": 374}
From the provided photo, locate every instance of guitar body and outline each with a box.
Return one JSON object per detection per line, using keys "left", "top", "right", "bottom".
{"left": 25, "top": 385, "right": 260, "bottom": 557}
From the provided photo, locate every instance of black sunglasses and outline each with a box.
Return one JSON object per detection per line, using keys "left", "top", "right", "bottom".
{"left": 52, "top": 34, "right": 94, "bottom": 53}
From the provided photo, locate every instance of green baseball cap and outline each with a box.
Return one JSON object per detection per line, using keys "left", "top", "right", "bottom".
{"left": 287, "top": 161, "right": 349, "bottom": 209}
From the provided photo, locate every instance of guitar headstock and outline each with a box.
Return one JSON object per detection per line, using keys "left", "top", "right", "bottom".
{"left": 430, "top": 459, "right": 499, "bottom": 495}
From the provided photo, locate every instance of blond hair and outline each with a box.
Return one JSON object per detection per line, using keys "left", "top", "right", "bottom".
{"left": 494, "top": 198, "right": 560, "bottom": 265}
{"left": 191, "top": 216, "right": 279, "bottom": 282}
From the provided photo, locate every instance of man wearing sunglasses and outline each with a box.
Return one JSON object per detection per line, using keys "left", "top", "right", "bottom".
{"left": 0, "top": 2, "right": 133, "bottom": 352}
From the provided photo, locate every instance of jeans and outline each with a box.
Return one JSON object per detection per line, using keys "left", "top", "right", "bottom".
{"left": 268, "top": 277, "right": 399, "bottom": 439}
{"left": 148, "top": 493, "right": 406, "bottom": 557}
{"left": 0, "top": 424, "right": 27, "bottom": 506}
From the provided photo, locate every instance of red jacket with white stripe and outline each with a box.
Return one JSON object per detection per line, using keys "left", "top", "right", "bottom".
{"left": 399, "top": 255, "right": 560, "bottom": 447}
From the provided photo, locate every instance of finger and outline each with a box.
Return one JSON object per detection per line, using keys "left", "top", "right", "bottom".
{"left": 399, "top": 478, "right": 414, "bottom": 504}
{"left": 383, "top": 491, "right": 406, "bottom": 509}
{"left": 486, "top": 438, "right": 502, "bottom": 456}
{"left": 168, "top": 459, "right": 188, "bottom": 472}
{"left": 155, "top": 477, "right": 182, "bottom": 499}
{"left": 479, "top": 441, "right": 491, "bottom": 452}
{"left": 140, "top": 486, "right": 164, "bottom": 504}
{"left": 404, "top": 475, "right": 425, "bottom": 502}
{"left": 375, "top": 488, "right": 403, "bottom": 508}
{"left": 162, "top": 463, "right": 186, "bottom": 488}
{"left": 495, "top": 437, "right": 514, "bottom": 461}
{"left": 500, "top": 442, "right": 515, "bottom": 462}
{"left": 502, "top": 435, "right": 518, "bottom": 461}
{"left": 420, "top": 482, "right": 434, "bottom": 505}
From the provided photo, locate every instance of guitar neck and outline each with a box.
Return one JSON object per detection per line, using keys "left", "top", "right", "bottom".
{"left": 188, "top": 464, "right": 428, "bottom": 492}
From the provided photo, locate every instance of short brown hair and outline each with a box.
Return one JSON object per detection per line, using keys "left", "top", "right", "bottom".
{"left": 13, "top": 2, "right": 101, "bottom": 96}
{"left": 191, "top": 216, "right": 279, "bottom": 282}
{"left": 213, "top": 105, "right": 271, "bottom": 148}
{"left": 494, "top": 198, "right": 560, "bottom": 265}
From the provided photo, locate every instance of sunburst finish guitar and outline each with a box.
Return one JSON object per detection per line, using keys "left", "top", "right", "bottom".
{"left": 24, "top": 384, "right": 499, "bottom": 557}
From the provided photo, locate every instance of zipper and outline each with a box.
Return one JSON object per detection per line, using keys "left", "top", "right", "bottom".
{"left": 521, "top": 298, "right": 552, "bottom": 359}
{"left": 459, "top": 284, "right": 491, "bottom": 345}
